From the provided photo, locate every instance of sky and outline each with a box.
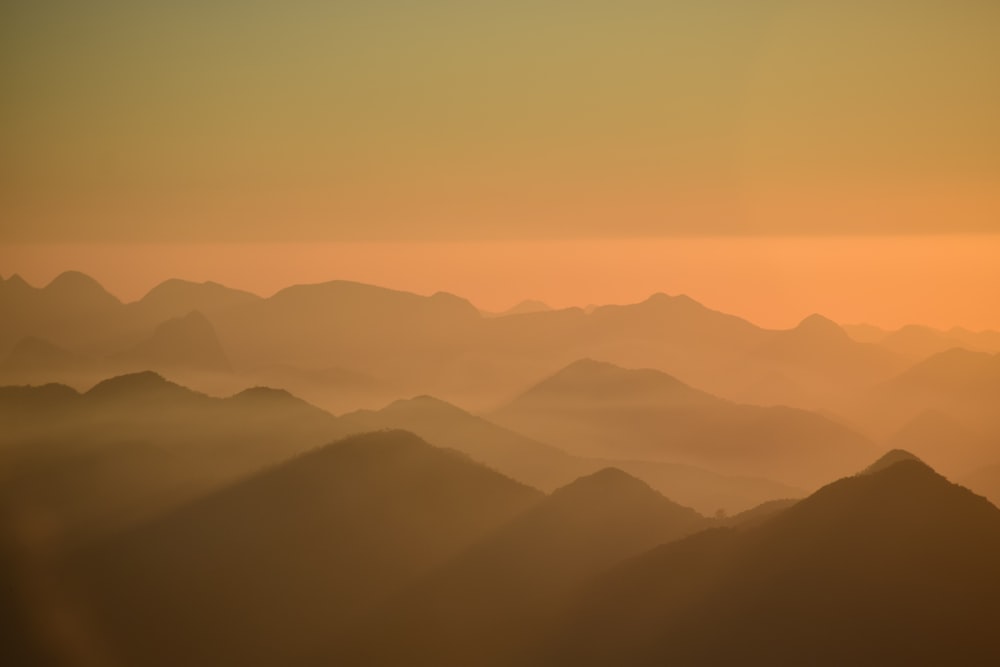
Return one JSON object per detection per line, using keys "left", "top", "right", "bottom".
{"left": 2, "top": 2, "right": 999, "bottom": 328}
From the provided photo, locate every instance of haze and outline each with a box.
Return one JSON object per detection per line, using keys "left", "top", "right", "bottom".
{"left": 3, "top": 2, "right": 1000, "bottom": 666}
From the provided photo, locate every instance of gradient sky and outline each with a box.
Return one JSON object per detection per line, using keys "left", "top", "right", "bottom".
{"left": 2, "top": 2, "right": 999, "bottom": 327}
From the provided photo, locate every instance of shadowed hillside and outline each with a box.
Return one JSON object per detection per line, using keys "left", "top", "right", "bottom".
{"left": 546, "top": 453, "right": 1000, "bottom": 666}
{"left": 330, "top": 468, "right": 707, "bottom": 666}
{"left": 336, "top": 393, "right": 801, "bottom": 514}
{"left": 0, "top": 372, "right": 340, "bottom": 549}
{"left": 77, "top": 430, "right": 542, "bottom": 666}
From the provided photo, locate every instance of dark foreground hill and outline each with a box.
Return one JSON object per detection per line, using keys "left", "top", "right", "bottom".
{"left": 0, "top": 372, "right": 340, "bottom": 547}
{"left": 76, "top": 430, "right": 542, "bottom": 666}
{"left": 544, "top": 453, "right": 1000, "bottom": 666}
{"left": 327, "top": 468, "right": 707, "bottom": 665}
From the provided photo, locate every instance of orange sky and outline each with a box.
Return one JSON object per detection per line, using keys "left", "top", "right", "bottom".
{"left": 2, "top": 4, "right": 999, "bottom": 333}
{"left": 3, "top": 236, "right": 999, "bottom": 331}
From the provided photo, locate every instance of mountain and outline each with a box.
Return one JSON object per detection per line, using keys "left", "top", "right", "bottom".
{"left": 209, "top": 279, "right": 483, "bottom": 398}
{"left": 0, "top": 271, "right": 123, "bottom": 353}
{"left": 880, "top": 324, "right": 971, "bottom": 359}
{"left": 484, "top": 299, "right": 553, "bottom": 317}
{"left": 113, "top": 310, "right": 232, "bottom": 373}
{"left": 133, "top": 278, "right": 260, "bottom": 321}
{"left": 859, "top": 447, "right": 923, "bottom": 474}
{"left": 746, "top": 313, "right": 906, "bottom": 406}
{"left": 962, "top": 462, "right": 1000, "bottom": 509}
{"left": 42, "top": 271, "right": 121, "bottom": 313}
{"left": 852, "top": 348, "right": 1000, "bottom": 444}
{"left": 332, "top": 468, "right": 707, "bottom": 666}
{"left": 884, "top": 409, "right": 993, "bottom": 476}
{"left": 77, "top": 430, "right": 542, "bottom": 666}
{"left": 336, "top": 393, "right": 800, "bottom": 514}
{"left": 336, "top": 395, "right": 580, "bottom": 491}
{"left": 893, "top": 347, "right": 999, "bottom": 390}
{"left": 1, "top": 273, "right": 918, "bottom": 412}
{"left": 842, "top": 322, "right": 888, "bottom": 343}
{"left": 0, "top": 336, "right": 97, "bottom": 376}
{"left": 547, "top": 454, "right": 1000, "bottom": 665}
{"left": 497, "top": 357, "right": 718, "bottom": 410}
{"left": 492, "top": 359, "right": 874, "bottom": 487}
{"left": 844, "top": 323, "right": 1000, "bottom": 357}
{"left": 0, "top": 372, "right": 340, "bottom": 547}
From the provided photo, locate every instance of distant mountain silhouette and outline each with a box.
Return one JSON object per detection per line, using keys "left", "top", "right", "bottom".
{"left": 0, "top": 336, "right": 96, "bottom": 376}
{"left": 883, "top": 409, "right": 992, "bottom": 475}
{"left": 239, "top": 362, "right": 394, "bottom": 414}
{"left": 852, "top": 349, "right": 1000, "bottom": 459}
{"left": 134, "top": 278, "right": 260, "bottom": 321}
{"left": 893, "top": 347, "right": 998, "bottom": 389}
{"left": 113, "top": 310, "right": 231, "bottom": 373}
{"left": 336, "top": 392, "right": 799, "bottom": 514}
{"left": 1, "top": 272, "right": 916, "bottom": 412}
{"left": 336, "top": 394, "right": 579, "bottom": 490}
{"left": 492, "top": 359, "right": 873, "bottom": 487}
{"left": 498, "top": 357, "right": 718, "bottom": 410}
{"left": 0, "top": 372, "right": 340, "bottom": 548}
{"left": 747, "top": 313, "right": 906, "bottom": 406}
{"left": 882, "top": 324, "right": 972, "bottom": 359}
{"left": 484, "top": 299, "right": 553, "bottom": 317}
{"left": 43, "top": 271, "right": 121, "bottom": 311}
{"left": 79, "top": 430, "right": 541, "bottom": 666}
{"left": 333, "top": 467, "right": 707, "bottom": 666}
{"left": 0, "top": 271, "right": 123, "bottom": 353}
{"left": 845, "top": 323, "right": 1000, "bottom": 357}
{"left": 547, "top": 454, "right": 1000, "bottom": 665}
{"left": 842, "top": 322, "right": 888, "bottom": 343}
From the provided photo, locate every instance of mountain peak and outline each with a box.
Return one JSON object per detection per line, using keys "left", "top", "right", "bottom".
{"left": 642, "top": 292, "right": 700, "bottom": 309}
{"left": 0, "top": 336, "right": 91, "bottom": 372}
{"left": 382, "top": 394, "right": 466, "bottom": 418}
{"left": 44, "top": 271, "right": 120, "bottom": 306}
{"left": 517, "top": 358, "right": 714, "bottom": 408}
{"left": 227, "top": 386, "right": 329, "bottom": 416}
{"left": 551, "top": 467, "right": 658, "bottom": 501}
{"left": 794, "top": 313, "right": 848, "bottom": 338}
{"left": 86, "top": 371, "right": 198, "bottom": 401}
{"left": 860, "top": 449, "right": 926, "bottom": 476}
{"left": 2, "top": 273, "right": 30, "bottom": 288}
{"left": 119, "top": 310, "right": 231, "bottom": 372}
{"left": 496, "top": 299, "right": 552, "bottom": 317}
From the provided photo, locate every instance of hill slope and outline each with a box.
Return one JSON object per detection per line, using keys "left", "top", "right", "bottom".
{"left": 78, "top": 430, "right": 542, "bottom": 666}
{"left": 548, "top": 454, "right": 1000, "bottom": 666}
{"left": 492, "top": 359, "right": 873, "bottom": 487}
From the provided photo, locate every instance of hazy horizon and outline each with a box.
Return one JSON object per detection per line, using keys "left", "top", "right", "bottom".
{"left": 3, "top": 3, "right": 999, "bottom": 665}
{"left": 4, "top": 234, "right": 1000, "bottom": 331}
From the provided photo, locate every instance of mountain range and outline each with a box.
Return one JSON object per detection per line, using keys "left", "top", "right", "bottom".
{"left": 0, "top": 271, "right": 961, "bottom": 416}
{"left": 4, "top": 271, "right": 1000, "bottom": 666}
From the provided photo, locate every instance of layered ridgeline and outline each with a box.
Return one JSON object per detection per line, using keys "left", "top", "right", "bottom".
{"left": 544, "top": 451, "right": 1000, "bottom": 666}
{"left": 76, "top": 431, "right": 542, "bottom": 667}
{"left": 0, "top": 372, "right": 340, "bottom": 548}
{"left": 0, "top": 366, "right": 800, "bottom": 578}
{"left": 849, "top": 348, "right": 1000, "bottom": 476}
{"left": 337, "top": 392, "right": 801, "bottom": 515}
{"left": 328, "top": 468, "right": 708, "bottom": 666}
{"left": 6, "top": 375, "right": 999, "bottom": 667}
{"left": 491, "top": 358, "right": 874, "bottom": 488}
{"left": 1, "top": 272, "right": 927, "bottom": 414}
